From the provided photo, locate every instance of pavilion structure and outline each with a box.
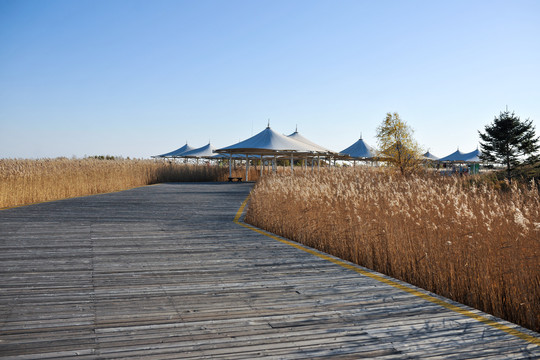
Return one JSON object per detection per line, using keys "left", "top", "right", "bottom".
{"left": 339, "top": 136, "right": 376, "bottom": 165}
{"left": 153, "top": 142, "right": 194, "bottom": 158}
{"left": 175, "top": 142, "right": 223, "bottom": 165}
{"left": 286, "top": 127, "right": 339, "bottom": 170}
{"left": 439, "top": 148, "right": 481, "bottom": 163}
{"left": 215, "top": 125, "right": 338, "bottom": 181}
{"left": 438, "top": 148, "right": 482, "bottom": 174}
{"left": 423, "top": 151, "right": 440, "bottom": 161}
{"left": 152, "top": 129, "right": 488, "bottom": 178}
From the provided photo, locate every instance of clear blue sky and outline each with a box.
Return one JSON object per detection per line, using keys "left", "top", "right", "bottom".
{"left": 1, "top": 0, "right": 539, "bottom": 158}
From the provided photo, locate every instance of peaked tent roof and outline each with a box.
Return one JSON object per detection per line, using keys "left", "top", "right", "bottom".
{"left": 439, "top": 149, "right": 466, "bottom": 162}
{"left": 439, "top": 148, "right": 482, "bottom": 162}
{"left": 215, "top": 126, "right": 316, "bottom": 155}
{"left": 180, "top": 143, "right": 217, "bottom": 158}
{"left": 423, "top": 151, "right": 439, "bottom": 160}
{"left": 154, "top": 143, "right": 194, "bottom": 158}
{"left": 462, "top": 148, "right": 482, "bottom": 162}
{"left": 340, "top": 138, "right": 376, "bottom": 159}
{"left": 287, "top": 129, "right": 333, "bottom": 153}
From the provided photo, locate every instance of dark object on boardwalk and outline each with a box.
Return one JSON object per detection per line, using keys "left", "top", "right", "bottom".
{"left": 228, "top": 177, "right": 242, "bottom": 182}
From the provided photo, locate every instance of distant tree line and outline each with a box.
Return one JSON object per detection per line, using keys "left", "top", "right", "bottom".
{"left": 87, "top": 155, "right": 122, "bottom": 160}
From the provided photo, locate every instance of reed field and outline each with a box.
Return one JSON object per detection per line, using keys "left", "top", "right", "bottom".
{"left": 0, "top": 158, "right": 261, "bottom": 209}
{"left": 245, "top": 168, "right": 540, "bottom": 332}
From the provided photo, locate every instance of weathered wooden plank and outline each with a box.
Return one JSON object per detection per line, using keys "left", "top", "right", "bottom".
{"left": 0, "top": 183, "right": 538, "bottom": 359}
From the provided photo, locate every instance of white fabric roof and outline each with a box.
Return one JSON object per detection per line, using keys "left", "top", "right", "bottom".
{"left": 439, "top": 148, "right": 481, "bottom": 162}
{"left": 340, "top": 138, "right": 376, "bottom": 159}
{"left": 439, "top": 149, "right": 465, "bottom": 161}
{"left": 462, "top": 148, "right": 482, "bottom": 162}
{"left": 423, "top": 151, "right": 439, "bottom": 160}
{"left": 287, "top": 130, "right": 333, "bottom": 153}
{"left": 154, "top": 143, "right": 194, "bottom": 158}
{"left": 180, "top": 143, "right": 217, "bottom": 158}
{"left": 216, "top": 126, "right": 317, "bottom": 154}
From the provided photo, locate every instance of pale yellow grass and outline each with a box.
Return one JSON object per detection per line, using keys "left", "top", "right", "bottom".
{"left": 0, "top": 158, "right": 260, "bottom": 209}
{"left": 245, "top": 167, "right": 540, "bottom": 332}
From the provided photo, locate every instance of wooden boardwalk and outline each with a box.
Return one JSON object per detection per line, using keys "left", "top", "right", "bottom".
{"left": 1, "top": 183, "right": 538, "bottom": 359}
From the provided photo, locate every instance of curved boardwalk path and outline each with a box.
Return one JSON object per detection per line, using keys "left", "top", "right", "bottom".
{"left": 1, "top": 183, "right": 538, "bottom": 359}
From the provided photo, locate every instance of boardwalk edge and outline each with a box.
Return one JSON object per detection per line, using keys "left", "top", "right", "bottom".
{"left": 234, "top": 194, "right": 540, "bottom": 346}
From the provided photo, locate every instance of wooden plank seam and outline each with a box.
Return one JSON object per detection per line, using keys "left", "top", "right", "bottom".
{"left": 233, "top": 193, "right": 540, "bottom": 347}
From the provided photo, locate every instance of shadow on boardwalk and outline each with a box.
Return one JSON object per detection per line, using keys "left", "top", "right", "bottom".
{"left": 0, "top": 183, "right": 538, "bottom": 359}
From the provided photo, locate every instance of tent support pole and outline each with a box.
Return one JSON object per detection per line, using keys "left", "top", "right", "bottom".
{"left": 229, "top": 154, "right": 232, "bottom": 177}
{"left": 245, "top": 155, "right": 249, "bottom": 181}
{"left": 260, "top": 155, "right": 263, "bottom": 177}
{"left": 291, "top": 153, "right": 294, "bottom": 175}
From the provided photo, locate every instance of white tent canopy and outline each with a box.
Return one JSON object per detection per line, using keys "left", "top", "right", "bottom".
{"left": 439, "top": 149, "right": 466, "bottom": 162}
{"left": 439, "top": 148, "right": 482, "bottom": 162}
{"left": 340, "top": 137, "right": 376, "bottom": 159}
{"left": 462, "top": 148, "right": 482, "bottom": 162}
{"left": 216, "top": 126, "right": 317, "bottom": 155}
{"left": 287, "top": 128, "right": 333, "bottom": 153}
{"left": 423, "top": 151, "right": 440, "bottom": 160}
{"left": 215, "top": 125, "right": 338, "bottom": 180}
{"left": 153, "top": 142, "right": 194, "bottom": 158}
{"left": 180, "top": 143, "right": 217, "bottom": 159}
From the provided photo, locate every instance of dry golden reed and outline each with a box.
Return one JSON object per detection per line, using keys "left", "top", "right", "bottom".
{"left": 245, "top": 167, "right": 540, "bottom": 332}
{"left": 0, "top": 158, "right": 261, "bottom": 209}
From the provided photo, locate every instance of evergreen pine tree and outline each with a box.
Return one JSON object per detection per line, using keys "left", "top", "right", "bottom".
{"left": 479, "top": 110, "right": 539, "bottom": 180}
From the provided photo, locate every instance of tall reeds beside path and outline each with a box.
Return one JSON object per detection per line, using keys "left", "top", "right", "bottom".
{"left": 245, "top": 168, "right": 540, "bottom": 332}
{"left": 0, "top": 158, "right": 259, "bottom": 209}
